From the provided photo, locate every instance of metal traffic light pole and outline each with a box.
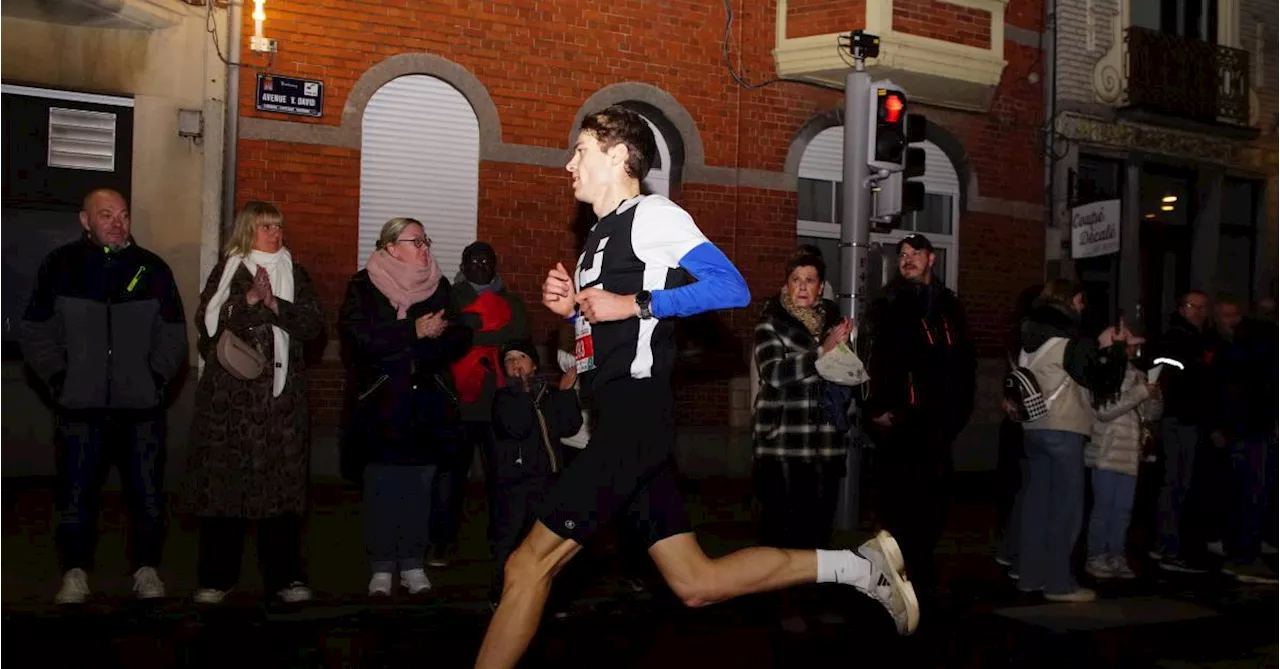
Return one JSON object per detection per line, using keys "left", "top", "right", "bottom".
{"left": 833, "top": 32, "right": 875, "bottom": 532}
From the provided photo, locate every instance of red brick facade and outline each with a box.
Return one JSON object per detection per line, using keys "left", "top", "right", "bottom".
{"left": 786, "top": 0, "right": 867, "bottom": 39}
{"left": 892, "top": 0, "right": 992, "bottom": 48}
{"left": 233, "top": 0, "right": 1045, "bottom": 427}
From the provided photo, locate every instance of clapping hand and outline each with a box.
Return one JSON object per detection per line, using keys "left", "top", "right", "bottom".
{"left": 415, "top": 310, "right": 446, "bottom": 339}
{"left": 542, "top": 263, "right": 577, "bottom": 317}
{"left": 822, "top": 317, "right": 854, "bottom": 353}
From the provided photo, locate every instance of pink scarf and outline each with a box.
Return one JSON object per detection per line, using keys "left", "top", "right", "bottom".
{"left": 366, "top": 247, "right": 444, "bottom": 318}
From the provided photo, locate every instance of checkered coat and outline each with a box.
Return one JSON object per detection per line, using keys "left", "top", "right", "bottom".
{"left": 752, "top": 297, "right": 845, "bottom": 460}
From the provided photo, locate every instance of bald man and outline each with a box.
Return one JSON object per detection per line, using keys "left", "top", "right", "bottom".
{"left": 20, "top": 189, "right": 188, "bottom": 604}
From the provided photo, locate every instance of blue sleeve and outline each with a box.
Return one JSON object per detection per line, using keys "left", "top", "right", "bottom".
{"left": 649, "top": 242, "right": 751, "bottom": 319}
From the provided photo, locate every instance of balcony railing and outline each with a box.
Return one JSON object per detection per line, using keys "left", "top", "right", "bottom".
{"left": 1124, "top": 26, "right": 1251, "bottom": 126}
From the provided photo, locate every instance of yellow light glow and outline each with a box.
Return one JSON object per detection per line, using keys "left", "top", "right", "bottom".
{"left": 1161, "top": 205, "right": 1174, "bottom": 211}
{"left": 1162, "top": 195, "right": 1178, "bottom": 203}
{"left": 1144, "top": 213, "right": 1156, "bottom": 219}
{"left": 252, "top": 0, "right": 266, "bottom": 22}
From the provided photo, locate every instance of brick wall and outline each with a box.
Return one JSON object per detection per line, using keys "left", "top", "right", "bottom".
{"left": 892, "top": 0, "right": 991, "bottom": 49}
{"left": 235, "top": 0, "right": 1046, "bottom": 427}
{"left": 786, "top": 0, "right": 866, "bottom": 39}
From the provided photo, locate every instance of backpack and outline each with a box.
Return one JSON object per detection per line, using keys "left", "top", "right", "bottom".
{"left": 1003, "top": 337, "right": 1069, "bottom": 423}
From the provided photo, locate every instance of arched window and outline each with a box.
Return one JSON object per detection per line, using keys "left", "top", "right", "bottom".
{"left": 358, "top": 75, "right": 480, "bottom": 280}
{"left": 640, "top": 114, "right": 671, "bottom": 198}
{"left": 795, "top": 126, "right": 961, "bottom": 290}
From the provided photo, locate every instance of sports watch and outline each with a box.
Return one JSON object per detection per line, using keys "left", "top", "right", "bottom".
{"left": 636, "top": 290, "right": 653, "bottom": 320}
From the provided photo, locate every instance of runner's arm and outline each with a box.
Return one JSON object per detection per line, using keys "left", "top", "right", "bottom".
{"left": 632, "top": 198, "right": 750, "bottom": 319}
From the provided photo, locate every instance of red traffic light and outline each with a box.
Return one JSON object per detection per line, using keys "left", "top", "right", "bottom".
{"left": 881, "top": 92, "right": 905, "bottom": 123}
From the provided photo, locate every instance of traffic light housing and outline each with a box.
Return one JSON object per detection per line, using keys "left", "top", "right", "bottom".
{"left": 866, "top": 80, "right": 927, "bottom": 223}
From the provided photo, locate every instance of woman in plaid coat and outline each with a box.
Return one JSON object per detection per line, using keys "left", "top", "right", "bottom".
{"left": 752, "top": 250, "right": 853, "bottom": 549}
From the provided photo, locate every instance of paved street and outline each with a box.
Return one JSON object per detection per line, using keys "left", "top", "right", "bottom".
{"left": 4, "top": 473, "right": 1276, "bottom": 668}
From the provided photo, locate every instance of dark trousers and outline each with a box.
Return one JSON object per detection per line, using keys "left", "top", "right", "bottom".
{"left": 197, "top": 515, "right": 304, "bottom": 592}
{"left": 55, "top": 413, "right": 166, "bottom": 572}
{"left": 364, "top": 464, "right": 435, "bottom": 572}
{"left": 754, "top": 457, "right": 844, "bottom": 549}
{"left": 1224, "top": 437, "right": 1275, "bottom": 560}
{"left": 874, "top": 423, "right": 953, "bottom": 593}
{"left": 430, "top": 421, "right": 490, "bottom": 551}
{"left": 490, "top": 476, "right": 553, "bottom": 596}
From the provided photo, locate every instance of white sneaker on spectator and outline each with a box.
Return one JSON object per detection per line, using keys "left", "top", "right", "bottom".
{"left": 1223, "top": 559, "right": 1279, "bottom": 585}
{"left": 133, "top": 567, "right": 165, "bottom": 600}
{"left": 368, "top": 573, "right": 392, "bottom": 596}
{"left": 1206, "top": 541, "right": 1225, "bottom": 557}
{"left": 855, "top": 530, "right": 920, "bottom": 635}
{"left": 400, "top": 568, "right": 432, "bottom": 595}
{"left": 1147, "top": 548, "right": 1165, "bottom": 561}
{"left": 1109, "top": 556, "right": 1136, "bottom": 579}
{"left": 194, "top": 588, "right": 227, "bottom": 604}
{"left": 278, "top": 582, "right": 312, "bottom": 603}
{"left": 1085, "top": 555, "right": 1114, "bottom": 579}
{"left": 55, "top": 568, "right": 90, "bottom": 605}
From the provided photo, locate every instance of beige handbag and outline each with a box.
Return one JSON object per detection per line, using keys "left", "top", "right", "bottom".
{"left": 216, "top": 329, "right": 266, "bottom": 380}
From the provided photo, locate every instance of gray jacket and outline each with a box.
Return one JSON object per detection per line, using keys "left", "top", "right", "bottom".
{"left": 20, "top": 239, "right": 187, "bottom": 411}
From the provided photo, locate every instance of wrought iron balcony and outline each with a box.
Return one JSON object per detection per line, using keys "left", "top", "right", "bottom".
{"left": 1124, "top": 26, "right": 1251, "bottom": 126}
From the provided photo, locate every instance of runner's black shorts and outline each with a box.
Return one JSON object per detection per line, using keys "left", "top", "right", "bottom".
{"left": 538, "top": 378, "right": 691, "bottom": 547}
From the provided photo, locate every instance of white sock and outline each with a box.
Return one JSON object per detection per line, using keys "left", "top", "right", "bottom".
{"left": 815, "top": 549, "right": 871, "bottom": 589}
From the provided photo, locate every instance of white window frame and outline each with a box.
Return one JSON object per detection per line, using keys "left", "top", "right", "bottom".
{"left": 796, "top": 127, "right": 961, "bottom": 290}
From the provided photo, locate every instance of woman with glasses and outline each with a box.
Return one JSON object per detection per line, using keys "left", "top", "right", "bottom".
{"left": 339, "top": 217, "right": 472, "bottom": 596}
{"left": 182, "top": 201, "right": 324, "bottom": 604}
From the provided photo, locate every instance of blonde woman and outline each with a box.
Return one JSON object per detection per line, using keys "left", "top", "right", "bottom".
{"left": 181, "top": 201, "right": 324, "bottom": 604}
{"left": 339, "top": 218, "right": 471, "bottom": 596}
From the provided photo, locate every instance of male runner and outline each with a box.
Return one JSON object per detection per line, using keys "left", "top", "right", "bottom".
{"left": 474, "top": 105, "right": 918, "bottom": 669}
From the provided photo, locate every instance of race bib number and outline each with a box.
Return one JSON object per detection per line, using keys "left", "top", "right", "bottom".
{"left": 573, "top": 315, "right": 596, "bottom": 373}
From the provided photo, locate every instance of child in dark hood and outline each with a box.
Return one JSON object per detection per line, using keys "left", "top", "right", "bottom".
{"left": 486, "top": 339, "right": 582, "bottom": 604}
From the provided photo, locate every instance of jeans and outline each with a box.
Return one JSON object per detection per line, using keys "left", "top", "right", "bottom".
{"left": 430, "top": 422, "right": 491, "bottom": 551}
{"left": 1157, "top": 419, "right": 1200, "bottom": 556}
{"left": 1224, "top": 437, "right": 1274, "bottom": 561}
{"left": 364, "top": 464, "right": 436, "bottom": 573}
{"left": 998, "top": 457, "right": 1029, "bottom": 567}
{"left": 1087, "top": 469, "right": 1137, "bottom": 558}
{"left": 1018, "top": 429, "right": 1086, "bottom": 595}
{"left": 55, "top": 413, "right": 166, "bottom": 572}
{"left": 198, "top": 515, "right": 304, "bottom": 592}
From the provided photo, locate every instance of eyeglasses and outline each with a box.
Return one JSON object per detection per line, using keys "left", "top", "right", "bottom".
{"left": 256, "top": 223, "right": 283, "bottom": 232}
{"left": 395, "top": 237, "right": 432, "bottom": 249}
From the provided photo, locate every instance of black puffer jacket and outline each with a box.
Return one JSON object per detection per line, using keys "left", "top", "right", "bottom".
{"left": 489, "top": 379, "right": 582, "bottom": 483}
{"left": 862, "top": 277, "right": 975, "bottom": 444}
{"left": 340, "top": 272, "right": 473, "bottom": 466}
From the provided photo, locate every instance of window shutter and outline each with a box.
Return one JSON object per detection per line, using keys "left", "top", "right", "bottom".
{"left": 359, "top": 75, "right": 480, "bottom": 280}
{"left": 796, "top": 127, "right": 959, "bottom": 197}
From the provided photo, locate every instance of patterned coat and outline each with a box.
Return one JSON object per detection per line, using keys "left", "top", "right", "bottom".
{"left": 180, "top": 259, "right": 324, "bottom": 518}
{"left": 752, "top": 297, "right": 844, "bottom": 460}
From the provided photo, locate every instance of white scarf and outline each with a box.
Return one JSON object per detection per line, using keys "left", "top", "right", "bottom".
{"left": 204, "top": 248, "right": 295, "bottom": 397}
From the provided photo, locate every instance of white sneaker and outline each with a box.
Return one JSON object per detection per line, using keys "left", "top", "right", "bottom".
{"left": 368, "top": 572, "right": 392, "bottom": 596}
{"left": 1206, "top": 541, "right": 1225, "bottom": 557}
{"left": 132, "top": 567, "right": 165, "bottom": 600}
{"left": 55, "top": 568, "right": 90, "bottom": 605}
{"left": 400, "top": 568, "right": 432, "bottom": 595}
{"left": 1109, "top": 556, "right": 1136, "bottom": 580}
{"left": 856, "top": 530, "right": 920, "bottom": 635}
{"left": 194, "top": 588, "right": 227, "bottom": 604}
{"left": 1085, "top": 555, "right": 1114, "bottom": 580}
{"left": 277, "top": 582, "right": 312, "bottom": 603}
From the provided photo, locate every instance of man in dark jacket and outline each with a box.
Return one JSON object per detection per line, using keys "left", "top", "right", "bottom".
{"left": 1205, "top": 298, "right": 1279, "bottom": 583}
{"left": 488, "top": 339, "right": 582, "bottom": 602}
{"left": 20, "top": 188, "right": 188, "bottom": 604}
{"left": 1149, "top": 290, "right": 1212, "bottom": 573}
{"left": 863, "top": 233, "right": 976, "bottom": 596}
{"left": 430, "top": 241, "right": 530, "bottom": 567}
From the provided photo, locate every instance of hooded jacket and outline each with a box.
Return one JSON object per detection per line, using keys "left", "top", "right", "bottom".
{"left": 1151, "top": 312, "right": 1211, "bottom": 425}
{"left": 862, "top": 276, "right": 976, "bottom": 445}
{"left": 490, "top": 378, "right": 582, "bottom": 482}
{"left": 451, "top": 276, "right": 529, "bottom": 422}
{"left": 1020, "top": 302, "right": 1127, "bottom": 435}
